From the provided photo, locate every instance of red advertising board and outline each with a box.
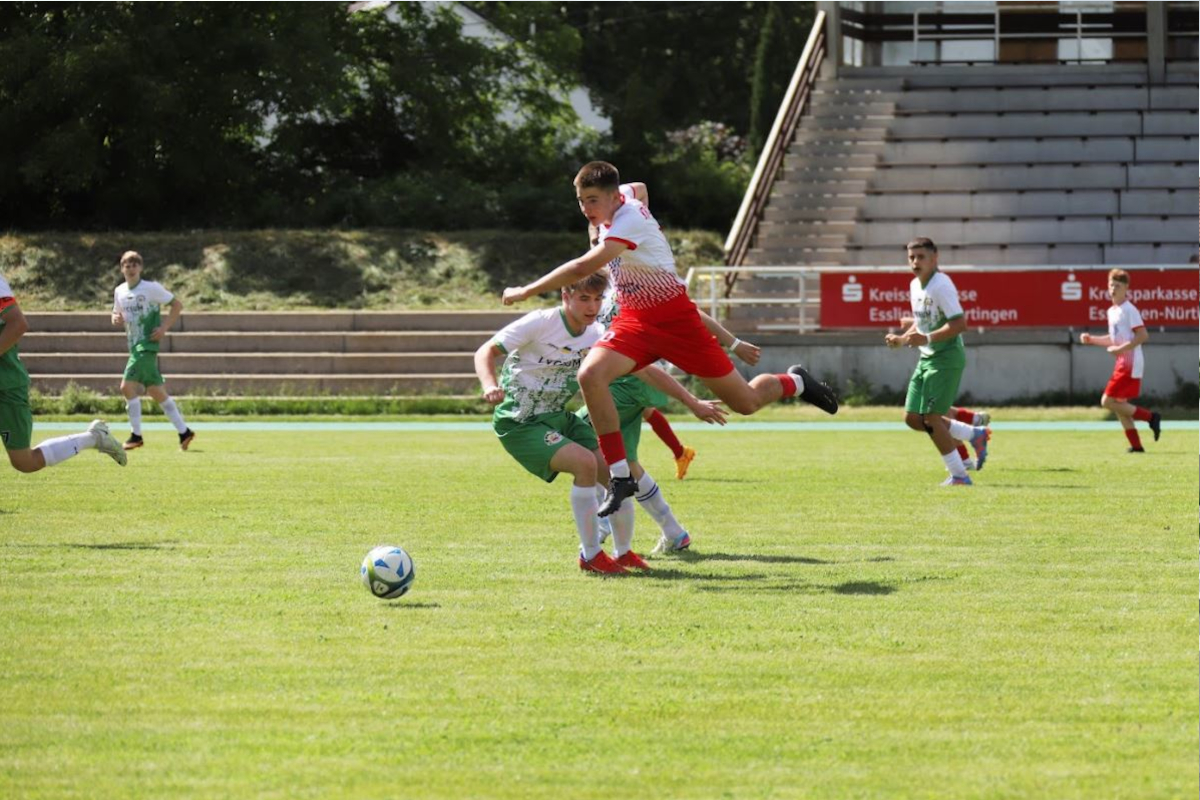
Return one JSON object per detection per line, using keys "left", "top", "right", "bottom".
{"left": 819, "top": 269, "right": 1200, "bottom": 328}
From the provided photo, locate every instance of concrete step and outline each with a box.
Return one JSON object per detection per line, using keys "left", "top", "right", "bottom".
{"left": 23, "top": 352, "right": 477, "bottom": 375}
{"left": 23, "top": 310, "right": 524, "bottom": 334}
{"left": 856, "top": 190, "right": 1120, "bottom": 218}
{"left": 867, "top": 163, "right": 1130, "bottom": 192}
{"left": 887, "top": 111, "right": 1142, "bottom": 139}
{"left": 29, "top": 374, "right": 480, "bottom": 395}
{"left": 879, "top": 137, "right": 1136, "bottom": 164}
{"left": 761, "top": 206, "right": 861, "bottom": 222}
{"left": 807, "top": 101, "right": 897, "bottom": 117}
{"left": 19, "top": 331, "right": 495, "bottom": 354}
{"left": 782, "top": 153, "right": 880, "bottom": 169}
{"left": 890, "top": 85, "right": 1196, "bottom": 115}
{"left": 1120, "top": 189, "right": 1197, "bottom": 215}
{"left": 1143, "top": 111, "right": 1199, "bottom": 135}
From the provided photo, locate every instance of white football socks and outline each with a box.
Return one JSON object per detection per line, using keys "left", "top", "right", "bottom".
{"left": 609, "top": 459, "right": 631, "bottom": 479}
{"left": 942, "top": 449, "right": 968, "bottom": 479}
{"left": 634, "top": 470, "right": 685, "bottom": 539}
{"left": 126, "top": 396, "right": 142, "bottom": 435}
{"left": 610, "top": 502, "right": 635, "bottom": 557}
{"left": 571, "top": 484, "right": 602, "bottom": 560}
{"left": 160, "top": 397, "right": 188, "bottom": 434}
{"left": 946, "top": 419, "right": 975, "bottom": 441}
{"left": 36, "top": 432, "right": 97, "bottom": 467}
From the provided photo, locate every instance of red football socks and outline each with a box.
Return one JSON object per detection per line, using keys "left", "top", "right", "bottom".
{"left": 1124, "top": 428, "right": 1143, "bottom": 449}
{"left": 1132, "top": 407, "right": 1153, "bottom": 422}
{"left": 777, "top": 373, "right": 798, "bottom": 397}
{"left": 646, "top": 409, "right": 685, "bottom": 459}
{"left": 598, "top": 431, "right": 628, "bottom": 465}
{"left": 953, "top": 407, "right": 976, "bottom": 423}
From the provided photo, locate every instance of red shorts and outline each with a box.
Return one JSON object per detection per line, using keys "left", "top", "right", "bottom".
{"left": 1104, "top": 360, "right": 1141, "bottom": 399}
{"left": 596, "top": 294, "right": 735, "bottom": 378}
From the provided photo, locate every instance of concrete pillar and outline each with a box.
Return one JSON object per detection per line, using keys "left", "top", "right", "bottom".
{"left": 1146, "top": 2, "right": 1166, "bottom": 84}
{"left": 818, "top": 1, "right": 842, "bottom": 77}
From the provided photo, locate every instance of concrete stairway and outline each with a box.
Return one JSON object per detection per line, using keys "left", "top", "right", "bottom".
{"left": 732, "top": 62, "right": 1198, "bottom": 330}
{"left": 21, "top": 311, "right": 523, "bottom": 395}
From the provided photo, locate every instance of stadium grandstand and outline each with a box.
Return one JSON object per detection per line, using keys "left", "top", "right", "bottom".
{"left": 717, "top": 1, "right": 1198, "bottom": 341}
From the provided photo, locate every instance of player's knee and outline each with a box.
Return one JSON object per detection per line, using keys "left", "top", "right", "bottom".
{"left": 903, "top": 413, "right": 925, "bottom": 432}
{"left": 8, "top": 451, "right": 41, "bottom": 473}
{"left": 728, "top": 396, "right": 760, "bottom": 415}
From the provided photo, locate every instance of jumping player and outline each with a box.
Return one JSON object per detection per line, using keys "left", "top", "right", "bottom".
{"left": 503, "top": 161, "right": 838, "bottom": 515}
{"left": 1078, "top": 269, "right": 1161, "bottom": 452}
{"left": 479, "top": 270, "right": 726, "bottom": 574}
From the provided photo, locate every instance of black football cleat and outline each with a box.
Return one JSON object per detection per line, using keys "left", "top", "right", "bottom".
{"left": 1126, "top": 446, "right": 1145, "bottom": 453}
{"left": 787, "top": 365, "right": 838, "bottom": 415}
{"left": 1148, "top": 412, "right": 1161, "bottom": 442}
{"left": 597, "top": 475, "right": 639, "bottom": 518}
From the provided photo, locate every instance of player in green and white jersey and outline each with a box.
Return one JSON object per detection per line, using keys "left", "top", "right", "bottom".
{"left": 885, "top": 238, "right": 989, "bottom": 486}
{"left": 111, "top": 251, "right": 195, "bottom": 452}
{"left": 0, "top": 272, "right": 126, "bottom": 472}
{"left": 475, "top": 270, "right": 725, "bottom": 575}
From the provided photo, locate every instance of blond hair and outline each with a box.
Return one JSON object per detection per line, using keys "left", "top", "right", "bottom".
{"left": 1108, "top": 268, "right": 1130, "bottom": 285}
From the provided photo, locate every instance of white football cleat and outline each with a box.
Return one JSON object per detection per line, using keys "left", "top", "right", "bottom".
{"left": 974, "top": 411, "right": 991, "bottom": 427}
{"left": 89, "top": 419, "right": 127, "bottom": 466}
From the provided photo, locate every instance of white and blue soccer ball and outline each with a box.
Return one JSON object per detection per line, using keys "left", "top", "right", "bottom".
{"left": 361, "top": 545, "right": 415, "bottom": 599}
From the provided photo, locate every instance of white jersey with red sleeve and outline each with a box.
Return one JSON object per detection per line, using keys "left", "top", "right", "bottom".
{"left": 1107, "top": 300, "right": 1145, "bottom": 378}
{"left": 597, "top": 185, "right": 687, "bottom": 313}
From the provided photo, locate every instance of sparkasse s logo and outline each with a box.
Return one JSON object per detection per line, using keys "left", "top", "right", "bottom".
{"left": 842, "top": 275, "right": 862, "bottom": 303}
{"left": 1060, "top": 272, "right": 1082, "bottom": 301}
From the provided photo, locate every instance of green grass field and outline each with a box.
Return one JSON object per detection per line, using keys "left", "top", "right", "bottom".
{"left": 2, "top": 424, "right": 1196, "bottom": 799}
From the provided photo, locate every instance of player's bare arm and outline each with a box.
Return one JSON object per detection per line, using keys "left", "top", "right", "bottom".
{"left": 0, "top": 301, "right": 29, "bottom": 355}
{"left": 632, "top": 364, "right": 727, "bottom": 426}
{"left": 697, "top": 309, "right": 761, "bottom": 365}
{"left": 473, "top": 342, "right": 506, "bottom": 405}
{"left": 502, "top": 239, "right": 627, "bottom": 305}
{"left": 900, "top": 315, "right": 966, "bottom": 348}
{"left": 150, "top": 297, "right": 183, "bottom": 342}
{"left": 1079, "top": 332, "right": 1114, "bottom": 347}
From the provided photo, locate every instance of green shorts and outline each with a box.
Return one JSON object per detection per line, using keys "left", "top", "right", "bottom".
{"left": 576, "top": 377, "right": 661, "bottom": 465}
{"left": 0, "top": 383, "right": 33, "bottom": 451}
{"left": 905, "top": 359, "right": 963, "bottom": 416}
{"left": 123, "top": 350, "right": 164, "bottom": 387}
{"left": 495, "top": 411, "right": 600, "bottom": 483}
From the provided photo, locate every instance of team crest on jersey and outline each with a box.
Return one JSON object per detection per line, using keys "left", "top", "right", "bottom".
{"left": 544, "top": 431, "right": 563, "bottom": 446}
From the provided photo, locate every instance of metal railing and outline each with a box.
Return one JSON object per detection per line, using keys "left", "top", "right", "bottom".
{"left": 723, "top": 10, "right": 825, "bottom": 278}
{"left": 685, "top": 263, "right": 1197, "bottom": 333}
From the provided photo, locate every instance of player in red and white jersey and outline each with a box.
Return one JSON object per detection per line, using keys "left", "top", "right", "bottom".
{"left": 503, "top": 161, "right": 838, "bottom": 515}
{"left": 1078, "top": 268, "right": 1161, "bottom": 452}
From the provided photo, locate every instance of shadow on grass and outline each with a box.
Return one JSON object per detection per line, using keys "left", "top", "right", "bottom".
{"left": 677, "top": 551, "right": 831, "bottom": 565}
{"left": 65, "top": 541, "right": 179, "bottom": 551}
{"left": 833, "top": 580, "right": 895, "bottom": 595}
{"left": 383, "top": 602, "right": 441, "bottom": 610}
{"left": 690, "top": 578, "right": 898, "bottom": 595}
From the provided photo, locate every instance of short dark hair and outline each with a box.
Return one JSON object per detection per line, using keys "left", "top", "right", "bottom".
{"left": 566, "top": 269, "right": 609, "bottom": 296}
{"left": 1108, "top": 268, "right": 1130, "bottom": 286}
{"left": 574, "top": 161, "right": 620, "bottom": 192}
{"left": 906, "top": 238, "right": 937, "bottom": 253}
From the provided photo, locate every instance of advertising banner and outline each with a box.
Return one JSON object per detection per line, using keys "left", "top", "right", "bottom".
{"left": 819, "top": 269, "right": 1200, "bottom": 328}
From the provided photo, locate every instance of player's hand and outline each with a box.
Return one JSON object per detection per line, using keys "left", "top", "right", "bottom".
{"left": 149, "top": 326, "right": 166, "bottom": 342}
{"left": 733, "top": 340, "right": 761, "bottom": 366}
{"left": 1106, "top": 344, "right": 1122, "bottom": 355}
{"left": 482, "top": 386, "right": 505, "bottom": 405}
{"left": 687, "top": 399, "right": 727, "bottom": 426}
{"left": 502, "top": 287, "right": 527, "bottom": 306}
{"left": 110, "top": 313, "right": 122, "bottom": 326}
{"left": 901, "top": 331, "right": 926, "bottom": 348}
{"left": 885, "top": 333, "right": 902, "bottom": 349}
{"left": 1079, "top": 332, "right": 1091, "bottom": 345}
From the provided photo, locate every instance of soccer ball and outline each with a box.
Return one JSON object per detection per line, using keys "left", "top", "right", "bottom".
{"left": 361, "top": 545, "right": 415, "bottom": 599}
